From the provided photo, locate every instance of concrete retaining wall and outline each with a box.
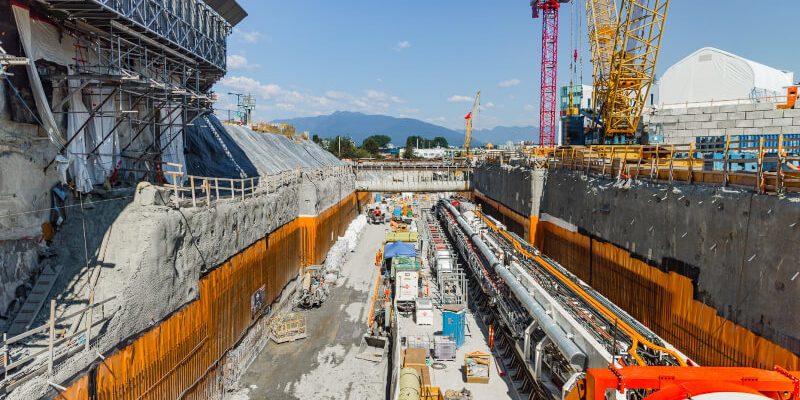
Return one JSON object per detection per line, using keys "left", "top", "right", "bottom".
{"left": 643, "top": 103, "right": 800, "bottom": 144}
{"left": 473, "top": 164, "right": 545, "bottom": 218}
{"left": 539, "top": 169, "right": 800, "bottom": 355}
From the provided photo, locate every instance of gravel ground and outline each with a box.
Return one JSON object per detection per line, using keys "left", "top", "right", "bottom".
{"left": 232, "top": 222, "right": 389, "bottom": 399}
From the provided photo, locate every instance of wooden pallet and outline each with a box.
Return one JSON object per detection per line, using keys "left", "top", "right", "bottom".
{"left": 269, "top": 312, "right": 307, "bottom": 344}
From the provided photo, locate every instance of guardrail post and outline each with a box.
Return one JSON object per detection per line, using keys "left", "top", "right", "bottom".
{"left": 3, "top": 333, "right": 8, "bottom": 382}
{"left": 47, "top": 300, "right": 55, "bottom": 376}
{"left": 688, "top": 142, "right": 694, "bottom": 184}
{"left": 204, "top": 179, "right": 210, "bottom": 206}
{"left": 723, "top": 131, "right": 731, "bottom": 187}
{"left": 85, "top": 291, "right": 93, "bottom": 353}
{"left": 757, "top": 137, "right": 764, "bottom": 193}
{"left": 215, "top": 178, "right": 219, "bottom": 200}
{"left": 190, "top": 176, "right": 196, "bottom": 207}
{"left": 230, "top": 179, "right": 234, "bottom": 199}
{"left": 668, "top": 145, "right": 675, "bottom": 184}
{"left": 777, "top": 133, "right": 784, "bottom": 193}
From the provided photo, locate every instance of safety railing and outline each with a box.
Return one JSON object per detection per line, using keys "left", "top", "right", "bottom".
{"left": 545, "top": 134, "right": 800, "bottom": 194}
{"left": 161, "top": 163, "right": 303, "bottom": 208}
{"left": 1, "top": 296, "right": 115, "bottom": 392}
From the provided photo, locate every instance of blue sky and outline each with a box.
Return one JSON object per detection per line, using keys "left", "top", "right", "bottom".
{"left": 214, "top": 0, "right": 799, "bottom": 130}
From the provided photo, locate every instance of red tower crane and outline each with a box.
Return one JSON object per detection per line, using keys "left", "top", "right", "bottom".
{"left": 531, "top": 0, "right": 569, "bottom": 147}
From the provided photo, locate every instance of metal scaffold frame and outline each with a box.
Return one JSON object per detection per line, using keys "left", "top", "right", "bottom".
{"left": 38, "top": 20, "right": 215, "bottom": 180}
{"left": 41, "top": 0, "right": 231, "bottom": 73}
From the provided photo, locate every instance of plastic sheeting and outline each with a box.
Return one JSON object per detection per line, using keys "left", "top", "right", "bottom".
{"left": 659, "top": 47, "right": 794, "bottom": 107}
{"left": 184, "top": 114, "right": 344, "bottom": 179}
{"left": 384, "top": 241, "right": 417, "bottom": 259}
{"left": 537, "top": 221, "right": 800, "bottom": 370}
{"left": 159, "top": 104, "right": 186, "bottom": 184}
{"left": 66, "top": 74, "right": 94, "bottom": 193}
{"left": 184, "top": 115, "right": 259, "bottom": 178}
{"left": 86, "top": 87, "right": 118, "bottom": 182}
{"left": 11, "top": 4, "right": 66, "bottom": 146}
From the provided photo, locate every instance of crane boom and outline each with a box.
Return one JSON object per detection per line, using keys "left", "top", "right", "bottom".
{"left": 602, "top": 0, "right": 670, "bottom": 137}
{"left": 464, "top": 90, "right": 480, "bottom": 155}
{"left": 586, "top": 0, "right": 618, "bottom": 124}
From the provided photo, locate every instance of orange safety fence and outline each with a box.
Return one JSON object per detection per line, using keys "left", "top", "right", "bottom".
{"left": 58, "top": 192, "right": 364, "bottom": 399}
{"left": 537, "top": 221, "right": 800, "bottom": 370}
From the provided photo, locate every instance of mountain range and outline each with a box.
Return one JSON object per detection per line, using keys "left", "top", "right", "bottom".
{"left": 274, "top": 111, "right": 538, "bottom": 146}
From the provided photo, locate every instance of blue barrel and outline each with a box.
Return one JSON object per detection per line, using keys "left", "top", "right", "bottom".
{"left": 375, "top": 193, "right": 381, "bottom": 202}
{"left": 393, "top": 207, "right": 402, "bottom": 217}
{"left": 442, "top": 309, "right": 465, "bottom": 348}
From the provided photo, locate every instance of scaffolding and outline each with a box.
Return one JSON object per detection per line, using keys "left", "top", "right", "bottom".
{"left": 5, "top": 0, "right": 237, "bottom": 187}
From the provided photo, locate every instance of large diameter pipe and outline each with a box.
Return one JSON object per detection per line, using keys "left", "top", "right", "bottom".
{"left": 442, "top": 200, "right": 587, "bottom": 369}
{"left": 495, "top": 264, "right": 587, "bottom": 369}
{"left": 398, "top": 367, "right": 421, "bottom": 400}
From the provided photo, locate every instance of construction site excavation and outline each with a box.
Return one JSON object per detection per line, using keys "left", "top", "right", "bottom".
{"left": 1, "top": 0, "right": 800, "bottom": 399}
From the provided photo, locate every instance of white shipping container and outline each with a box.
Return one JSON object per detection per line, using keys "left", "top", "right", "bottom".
{"left": 396, "top": 271, "right": 419, "bottom": 302}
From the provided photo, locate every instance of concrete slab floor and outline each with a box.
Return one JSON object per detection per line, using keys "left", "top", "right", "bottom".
{"left": 233, "top": 222, "right": 389, "bottom": 400}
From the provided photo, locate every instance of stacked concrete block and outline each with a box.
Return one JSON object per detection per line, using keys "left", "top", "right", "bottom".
{"left": 643, "top": 102, "right": 800, "bottom": 144}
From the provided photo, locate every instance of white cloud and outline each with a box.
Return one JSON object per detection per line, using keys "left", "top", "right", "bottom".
{"left": 395, "top": 40, "right": 411, "bottom": 51}
{"left": 498, "top": 78, "right": 521, "bottom": 88}
{"left": 226, "top": 55, "right": 258, "bottom": 70}
{"left": 235, "top": 29, "right": 268, "bottom": 44}
{"left": 524, "top": 104, "right": 537, "bottom": 111}
{"left": 484, "top": 102, "right": 496, "bottom": 108}
{"left": 425, "top": 116, "right": 448, "bottom": 124}
{"left": 447, "top": 95, "right": 473, "bottom": 103}
{"left": 216, "top": 76, "right": 411, "bottom": 120}
{"left": 398, "top": 107, "right": 420, "bottom": 114}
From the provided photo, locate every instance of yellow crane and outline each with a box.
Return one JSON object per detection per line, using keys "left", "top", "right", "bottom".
{"left": 585, "top": 0, "right": 618, "bottom": 122}
{"left": 463, "top": 90, "right": 480, "bottom": 155}
{"left": 587, "top": 0, "right": 670, "bottom": 139}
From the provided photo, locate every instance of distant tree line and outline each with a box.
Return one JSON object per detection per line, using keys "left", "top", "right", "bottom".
{"left": 311, "top": 134, "right": 447, "bottom": 160}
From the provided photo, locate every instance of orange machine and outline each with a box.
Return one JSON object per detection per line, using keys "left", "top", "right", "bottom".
{"left": 777, "top": 86, "right": 798, "bottom": 109}
{"left": 576, "top": 365, "right": 800, "bottom": 400}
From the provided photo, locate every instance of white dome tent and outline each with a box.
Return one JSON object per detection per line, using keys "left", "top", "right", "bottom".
{"left": 657, "top": 47, "right": 794, "bottom": 108}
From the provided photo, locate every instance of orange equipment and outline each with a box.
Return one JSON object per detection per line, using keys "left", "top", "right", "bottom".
{"left": 580, "top": 365, "right": 800, "bottom": 400}
{"left": 777, "top": 86, "right": 798, "bottom": 109}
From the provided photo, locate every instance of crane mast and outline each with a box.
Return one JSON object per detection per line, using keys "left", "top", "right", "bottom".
{"left": 602, "top": 0, "right": 670, "bottom": 138}
{"left": 586, "top": 0, "right": 618, "bottom": 127}
{"left": 532, "top": 0, "right": 568, "bottom": 147}
{"left": 463, "top": 91, "right": 480, "bottom": 156}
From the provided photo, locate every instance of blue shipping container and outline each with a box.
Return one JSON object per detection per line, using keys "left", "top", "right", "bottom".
{"left": 442, "top": 309, "right": 465, "bottom": 348}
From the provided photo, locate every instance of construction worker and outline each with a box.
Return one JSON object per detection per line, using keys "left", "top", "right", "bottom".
{"left": 488, "top": 324, "right": 495, "bottom": 349}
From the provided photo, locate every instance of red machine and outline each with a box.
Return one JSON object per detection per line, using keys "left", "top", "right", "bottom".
{"left": 580, "top": 365, "right": 800, "bottom": 400}
{"left": 531, "top": 0, "right": 569, "bottom": 147}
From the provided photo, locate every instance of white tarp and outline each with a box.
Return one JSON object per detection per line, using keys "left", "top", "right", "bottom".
{"left": 86, "top": 87, "right": 119, "bottom": 182}
{"left": 658, "top": 47, "right": 794, "bottom": 107}
{"left": 11, "top": 4, "right": 65, "bottom": 146}
{"left": 14, "top": 4, "right": 119, "bottom": 191}
{"left": 66, "top": 75, "right": 94, "bottom": 193}
{"left": 160, "top": 104, "right": 186, "bottom": 184}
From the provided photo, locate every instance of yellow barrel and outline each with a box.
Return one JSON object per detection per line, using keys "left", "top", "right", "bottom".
{"left": 398, "top": 367, "right": 421, "bottom": 400}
